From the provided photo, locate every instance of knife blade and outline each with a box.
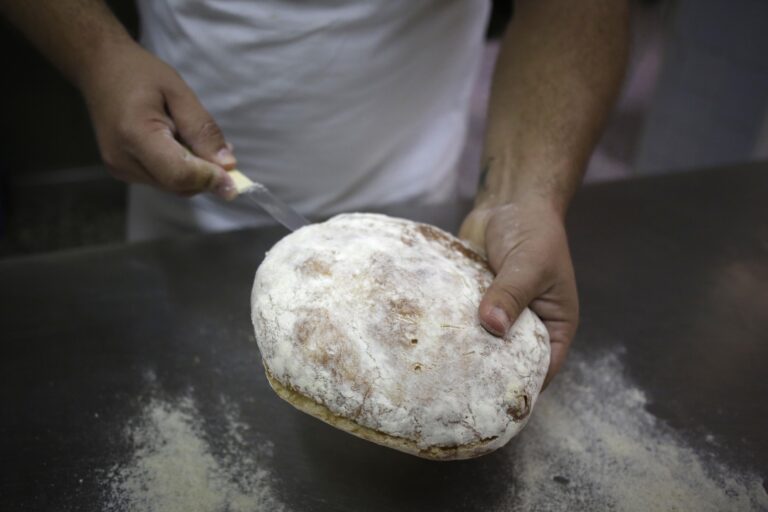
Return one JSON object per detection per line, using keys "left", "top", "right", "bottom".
{"left": 227, "top": 170, "right": 310, "bottom": 231}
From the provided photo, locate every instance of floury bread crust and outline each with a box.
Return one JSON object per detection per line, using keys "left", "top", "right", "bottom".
{"left": 251, "top": 213, "right": 550, "bottom": 460}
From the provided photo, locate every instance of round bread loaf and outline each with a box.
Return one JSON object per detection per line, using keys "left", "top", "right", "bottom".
{"left": 251, "top": 213, "right": 550, "bottom": 460}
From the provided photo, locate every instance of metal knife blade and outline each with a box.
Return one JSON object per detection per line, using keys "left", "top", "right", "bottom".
{"left": 228, "top": 170, "right": 310, "bottom": 231}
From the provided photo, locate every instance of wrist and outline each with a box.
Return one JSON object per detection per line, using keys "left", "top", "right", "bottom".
{"left": 477, "top": 188, "right": 565, "bottom": 217}
{"left": 75, "top": 34, "right": 140, "bottom": 94}
{"left": 474, "top": 155, "right": 583, "bottom": 220}
{"left": 474, "top": 179, "right": 569, "bottom": 223}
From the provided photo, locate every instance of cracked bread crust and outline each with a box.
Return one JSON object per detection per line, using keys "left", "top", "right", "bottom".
{"left": 251, "top": 213, "right": 550, "bottom": 460}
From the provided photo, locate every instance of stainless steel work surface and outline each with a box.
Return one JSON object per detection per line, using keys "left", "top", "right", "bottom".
{"left": 1, "top": 163, "right": 767, "bottom": 511}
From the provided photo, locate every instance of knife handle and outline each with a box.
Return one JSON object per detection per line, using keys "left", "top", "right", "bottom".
{"left": 227, "top": 169, "right": 256, "bottom": 195}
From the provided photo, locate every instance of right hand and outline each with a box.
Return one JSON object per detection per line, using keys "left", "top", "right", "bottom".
{"left": 80, "top": 43, "right": 237, "bottom": 198}
{"left": 459, "top": 201, "right": 579, "bottom": 389}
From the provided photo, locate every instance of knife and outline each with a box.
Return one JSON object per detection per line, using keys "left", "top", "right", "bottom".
{"left": 227, "top": 170, "right": 310, "bottom": 231}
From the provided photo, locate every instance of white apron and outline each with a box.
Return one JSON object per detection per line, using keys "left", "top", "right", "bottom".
{"left": 129, "top": 0, "right": 489, "bottom": 239}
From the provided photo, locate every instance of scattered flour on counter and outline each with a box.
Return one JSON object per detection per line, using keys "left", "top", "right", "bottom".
{"left": 104, "top": 395, "right": 284, "bottom": 512}
{"left": 505, "top": 351, "right": 768, "bottom": 511}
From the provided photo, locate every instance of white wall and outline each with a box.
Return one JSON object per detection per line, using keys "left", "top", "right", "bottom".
{"left": 634, "top": 0, "right": 768, "bottom": 174}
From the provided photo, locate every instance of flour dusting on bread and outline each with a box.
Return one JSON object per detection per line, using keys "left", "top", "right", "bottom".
{"left": 251, "top": 213, "right": 549, "bottom": 460}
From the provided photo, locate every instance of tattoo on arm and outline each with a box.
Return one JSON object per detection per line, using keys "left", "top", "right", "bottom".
{"left": 478, "top": 156, "right": 495, "bottom": 190}
{"left": 474, "top": 156, "right": 496, "bottom": 206}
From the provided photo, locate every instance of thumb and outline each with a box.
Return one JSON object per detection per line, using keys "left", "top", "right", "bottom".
{"left": 132, "top": 125, "right": 233, "bottom": 197}
{"left": 164, "top": 84, "right": 237, "bottom": 169}
{"left": 478, "top": 262, "right": 539, "bottom": 337}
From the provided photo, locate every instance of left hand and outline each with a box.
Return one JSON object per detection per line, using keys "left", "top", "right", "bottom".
{"left": 459, "top": 201, "right": 579, "bottom": 387}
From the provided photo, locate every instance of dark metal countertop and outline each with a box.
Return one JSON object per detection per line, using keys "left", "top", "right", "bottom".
{"left": 1, "top": 163, "right": 767, "bottom": 511}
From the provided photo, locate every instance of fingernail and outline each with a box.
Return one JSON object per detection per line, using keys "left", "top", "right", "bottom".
{"left": 212, "top": 174, "right": 237, "bottom": 201}
{"left": 215, "top": 147, "right": 237, "bottom": 167}
{"left": 485, "top": 307, "right": 511, "bottom": 336}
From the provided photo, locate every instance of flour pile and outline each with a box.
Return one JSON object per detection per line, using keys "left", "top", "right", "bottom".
{"left": 104, "top": 395, "right": 284, "bottom": 512}
{"left": 100, "top": 352, "right": 767, "bottom": 511}
{"left": 505, "top": 351, "right": 768, "bottom": 511}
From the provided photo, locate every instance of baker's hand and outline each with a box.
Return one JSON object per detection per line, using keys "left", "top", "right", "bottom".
{"left": 80, "top": 43, "right": 237, "bottom": 198}
{"left": 459, "top": 201, "right": 579, "bottom": 386}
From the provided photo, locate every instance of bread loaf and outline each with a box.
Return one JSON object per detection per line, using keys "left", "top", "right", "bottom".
{"left": 251, "top": 213, "right": 549, "bottom": 460}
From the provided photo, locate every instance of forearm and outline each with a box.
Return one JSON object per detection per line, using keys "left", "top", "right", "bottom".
{"left": 0, "top": 0, "right": 135, "bottom": 90}
{"left": 477, "top": 0, "right": 629, "bottom": 216}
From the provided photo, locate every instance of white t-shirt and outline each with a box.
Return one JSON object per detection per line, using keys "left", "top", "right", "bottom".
{"left": 129, "top": 0, "right": 489, "bottom": 239}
